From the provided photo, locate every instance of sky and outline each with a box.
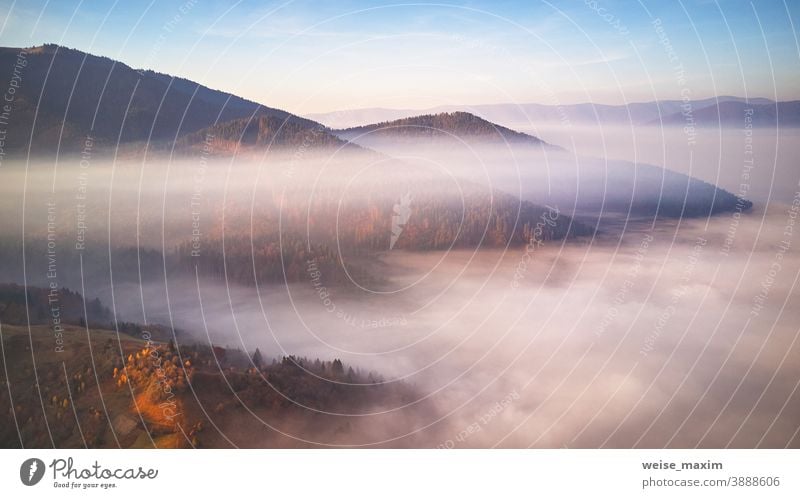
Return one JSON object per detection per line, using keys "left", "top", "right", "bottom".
{"left": 0, "top": 0, "right": 798, "bottom": 114}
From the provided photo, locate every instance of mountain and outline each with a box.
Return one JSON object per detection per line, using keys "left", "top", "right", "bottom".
{"left": 328, "top": 113, "right": 754, "bottom": 219}
{"left": 333, "top": 111, "right": 552, "bottom": 147}
{"left": 306, "top": 96, "right": 785, "bottom": 129}
{"left": 532, "top": 158, "right": 753, "bottom": 218}
{"left": 651, "top": 100, "right": 800, "bottom": 127}
{"left": 0, "top": 44, "right": 321, "bottom": 154}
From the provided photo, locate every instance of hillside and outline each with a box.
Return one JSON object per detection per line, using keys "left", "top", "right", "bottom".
{"left": 0, "top": 44, "right": 320, "bottom": 154}
{"left": 334, "top": 111, "right": 553, "bottom": 147}
{"left": 0, "top": 283, "right": 110, "bottom": 327}
{"left": 174, "top": 115, "right": 349, "bottom": 154}
{"left": 179, "top": 183, "right": 593, "bottom": 288}
{"left": 0, "top": 323, "right": 421, "bottom": 448}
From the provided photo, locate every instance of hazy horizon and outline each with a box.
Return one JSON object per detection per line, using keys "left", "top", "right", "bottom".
{"left": 1, "top": 0, "right": 799, "bottom": 114}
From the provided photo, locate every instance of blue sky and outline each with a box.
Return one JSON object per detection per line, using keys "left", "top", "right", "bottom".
{"left": 0, "top": 0, "right": 798, "bottom": 113}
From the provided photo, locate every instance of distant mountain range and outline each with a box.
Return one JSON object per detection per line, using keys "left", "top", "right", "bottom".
{"left": 650, "top": 100, "right": 800, "bottom": 127}
{"left": 307, "top": 97, "right": 800, "bottom": 130}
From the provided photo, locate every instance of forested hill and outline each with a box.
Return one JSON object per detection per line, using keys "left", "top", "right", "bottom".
{"left": 0, "top": 321, "right": 422, "bottom": 448}
{"left": 334, "top": 111, "right": 553, "bottom": 147}
{"left": 174, "top": 115, "right": 350, "bottom": 154}
{"left": 0, "top": 44, "right": 320, "bottom": 154}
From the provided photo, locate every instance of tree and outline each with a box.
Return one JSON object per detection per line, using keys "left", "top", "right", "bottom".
{"left": 252, "top": 348, "right": 263, "bottom": 369}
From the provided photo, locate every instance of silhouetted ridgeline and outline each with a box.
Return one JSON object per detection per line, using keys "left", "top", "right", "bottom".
{"left": 0, "top": 44, "right": 319, "bottom": 154}
{"left": 651, "top": 100, "right": 800, "bottom": 127}
{"left": 308, "top": 96, "right": 796, "bottom": 128}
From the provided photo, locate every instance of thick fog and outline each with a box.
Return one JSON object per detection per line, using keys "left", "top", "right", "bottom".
{"left": 2, "top": 127, "right": 799, "bottom": 447}
{"left": 110, "top": 208, "right": 800, "bottom": 448}
{"left": 527, "top": 125, "right": 800, "bottom": 205}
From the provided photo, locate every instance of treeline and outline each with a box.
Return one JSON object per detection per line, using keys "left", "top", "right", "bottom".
{"left": 0, "top": 283, "right": 110, "bottom": 327}
{"left": 174, "top": 233, "right": 346, "bottom": 285}
{"left": 337, "top": 111, "right": 545, "bottom": 145}
{"left": 188, "top": 345, "right": 399, "bottom": 415}
{"left": 0, "top": 180, "right": 589, "bottom": 291}
{"left": 0, "top": 318, "right": 407, "bottom": 448}
{"left": 0, "top": 283, "right": 174, "bottom": 342}
{"left": 175, "top": 115, "right": 347, "bottom": 153}
{"left": 169, "top": 180, "right": 589, "bottom": 286}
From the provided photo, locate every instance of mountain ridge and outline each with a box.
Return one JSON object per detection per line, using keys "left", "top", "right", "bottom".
{"left": 174, "top": 114, "right": 350, "bottom": 154}
{"left": 651, "top": 100, "right": 800, "bottom": 127}
{"left": 306, "top": 96, "right": 792, "bottom": 129}
{"left": 333, "top": 111, "right": 553, "bottom": 147}
{"left": 0, "top": 44, "right": 323, "bottom": 155}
